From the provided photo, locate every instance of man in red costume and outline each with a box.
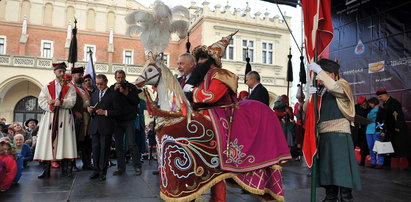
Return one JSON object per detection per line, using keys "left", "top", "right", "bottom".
{"left": 34, "top": 62, "right": 77, "bottom": 178}
{"left": 183, "top": 33, "right": 238, "bottom": 202}
{"left": 183, "top": 31, "right": 290, "bottom": 201}
{"left": 70, "top": 66, "right": 92, "bottom": 171}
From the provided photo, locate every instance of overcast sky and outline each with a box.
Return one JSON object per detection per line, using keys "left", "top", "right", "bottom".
{"left": 138, "top": 0, "right": 304, "bottom": 100}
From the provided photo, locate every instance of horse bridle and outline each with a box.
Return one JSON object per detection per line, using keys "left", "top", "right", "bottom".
{"left": 138, "top": 63, "right": 162, "bottom": 87}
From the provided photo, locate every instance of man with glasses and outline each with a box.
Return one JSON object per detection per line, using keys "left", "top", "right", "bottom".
{"left": 88, "top": 74, "right": 122, "bottom": 181}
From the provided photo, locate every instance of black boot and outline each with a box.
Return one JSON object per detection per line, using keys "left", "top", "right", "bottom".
{"left": 72, "top": 161, "right": 80, "bottom": 172}
{"left": 61, "top": 160, "right": 67, "bottom": 176}
{"left": 38, "top": 161, "right": 51, "bottom": 179}
{"left": 321, "top": 185, "right": 339, "bottom": 202}
{"left": 66, "top": 160, "right": 74, "bottom": 177}
{"left": 83, "top": 153, "right": 93, "bottom": 170}
{"left": 340, "top": 187, "right": 353, "bottom": 202}
{"left": 359, "top": 155, "right": 366, "bottom": 166}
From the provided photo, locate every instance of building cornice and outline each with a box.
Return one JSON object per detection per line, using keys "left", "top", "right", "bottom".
{"left": 203, "top": 16, "right": 290, "bottom": 33}
{"left": 64, "top": 0, "right": 149, "bottom": 11}
{"left": 213, "top": 26, "right": 282, "bottom": 38}
{"left": 0, "top": 54, "right": 144, "bottom": 75}
{"left": 0, "top": 21, "right": 179, "bottom": 44}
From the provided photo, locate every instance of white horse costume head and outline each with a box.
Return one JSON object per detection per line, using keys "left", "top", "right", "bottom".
{"left": 135, "top": 54, "right": 192, "bottom": 118}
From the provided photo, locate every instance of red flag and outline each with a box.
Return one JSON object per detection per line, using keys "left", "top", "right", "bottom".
{"left": 302, "top": 0, "right": 334, "bottom": 63}
{"left": 303, "top": 93, "right": 321, "bottom": 167}
{"left": 301, "top": 0, "right": 333, "bottom": 167}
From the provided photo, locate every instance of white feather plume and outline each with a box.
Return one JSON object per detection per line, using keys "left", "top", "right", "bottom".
{"left": 126, "top": 25, "right": 142, "bottom": 36}
{"left": 172, "top": 6, "right": 190, "bottom": 18}
{"left": 153, "top": 0, "right": 172, "bottom": 19}
{"left": 125, "top": 10, "right": 150, "bottom": 24}
{"left": 125, "top": 0, "right": 190, "bottom": 53}
{"left": 170, "top": 20, "right": 189, "bottom": 39}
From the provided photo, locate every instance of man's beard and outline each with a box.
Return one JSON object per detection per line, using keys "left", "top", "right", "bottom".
{"left": 56, "top": 75, "right": 64, "bottom": 81}
{"left": 188, "top": 59, "right": 213, "bottom": 87}
{"left": 75, "top": 77, "right": 84, "bottom": 85}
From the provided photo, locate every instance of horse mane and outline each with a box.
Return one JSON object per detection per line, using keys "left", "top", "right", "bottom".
{"left": 158, "top": 63, "right": 193, "bottom": 115}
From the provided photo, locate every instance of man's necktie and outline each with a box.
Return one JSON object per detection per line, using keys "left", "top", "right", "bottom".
{"left": 180, "top": 76, "right": 186, "bottom": 87}
{"left": 99, "top": 90, "right": 103, "bottom": 102}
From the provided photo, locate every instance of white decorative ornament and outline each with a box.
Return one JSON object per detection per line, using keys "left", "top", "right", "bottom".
{"left": 125, "top": 0, "right": 190, "bottom": 53}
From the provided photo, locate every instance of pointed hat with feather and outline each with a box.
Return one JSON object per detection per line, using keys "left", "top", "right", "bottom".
{"left": 192, "top": 30, "right": 238, "bottom": 67}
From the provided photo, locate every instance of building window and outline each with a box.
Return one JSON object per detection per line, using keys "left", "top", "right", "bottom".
{"left": 223, "top": 37, "right": 234, "bottom": 60}
{"left": 262, "top": 42, "right": 274, "bottom": 64}
{"left": 84, "top": 44, "right": 96, "bottom": 61}
{"left": 124, "top": 50, "right": 133, "bottom": 64}
{"left": 14, "top": 96, "right": 43, "bottom": 123}
{"left": 41, "top": 40, "right": 53, "bottom": 58}
{"left": 0, "top": 36, "right": 6, "bottom": 54}
{"left": 242, "top": 39, "right": 254, "bottom": 62}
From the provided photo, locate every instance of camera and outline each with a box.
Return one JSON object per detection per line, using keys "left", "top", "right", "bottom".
{"left": 120, "top": 81, "right": 128, "bottom": 89}
{"left": 116, "top": 81, "right": 128, "bottom": 91}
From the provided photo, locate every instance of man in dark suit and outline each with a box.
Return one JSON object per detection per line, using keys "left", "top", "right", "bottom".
{"left": 377, "top": 88, "right": 411, "bottom": 169}
{"left": 88, "top": 74, "right": 122, "bottom": 181}
{"left": 177, "top": 53, "right": 195, "bottom": 103}
{"left": 110, "top": 70, "right": 142, "bottom": 176}
{"left": 246, "top": 71, "right": 269, "bottom": 106}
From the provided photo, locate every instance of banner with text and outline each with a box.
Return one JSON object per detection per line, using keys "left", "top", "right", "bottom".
{"left": 329, "top": 0, "right": 411, "bottom": 133}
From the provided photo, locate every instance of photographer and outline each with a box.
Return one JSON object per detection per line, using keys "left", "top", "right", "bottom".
{"left": 110, "top": 70, "right": 142, "bottom": 176}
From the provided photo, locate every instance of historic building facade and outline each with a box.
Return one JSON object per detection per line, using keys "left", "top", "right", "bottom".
{"left": 0, "top": 0, "right": 291, "bottom": 123}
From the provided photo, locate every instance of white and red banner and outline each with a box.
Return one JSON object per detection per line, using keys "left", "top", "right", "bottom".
{"left": 302, "top": 0, "right": 334, "bottom": 63}
{"left": 301, "top": 0, "right": 334, "bottom": 168}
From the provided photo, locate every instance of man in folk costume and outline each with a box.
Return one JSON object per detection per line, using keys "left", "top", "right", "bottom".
{"left": 183, "top": 32, "right": 291, "bottom": 201}
{"left": 70, "top": 66, "right": 92, "bottom": 170}
{"left": 294, "top": 84, "right": 305, "bottom": 160}
{"left": 308, "top": 59, "right": 361, "bottom": 202}
{"left": 34, "top": 62, "right": 77, "bottom": 178}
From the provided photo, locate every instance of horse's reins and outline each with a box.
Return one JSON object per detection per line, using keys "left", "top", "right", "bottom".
{"left": 138, "top": 63, "right": 162, "bottom": 87}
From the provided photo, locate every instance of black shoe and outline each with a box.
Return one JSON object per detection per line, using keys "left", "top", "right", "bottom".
{"left": 321, "top": 185, "right": 339, "bottom": 202}
{"left": 135, "top": 168, "right": 142, "bottom": 176}
{"left": 82, "top": 165, "right": 94, "bottom": 170}
{"left": 61, "top": 160, "right": 67, "bottom": 176}
{"left": 38, "top": 162, "right": 51, "bottom": 179}
{"left": 72, "top": 165, "right": 80, "bottom": 172}
{"left": 113, "top": 170, "right": 124, "bottom": 176}
{"left": 99, "top": 174, "right": 106, "bottom": 181}
{"left": 66, "top": 161, "right": 74, "bottom": 177}
{"left": 89, "top": 172, "right": 99, "bottom": 179}
{"left": 152, "top": 170, "right": 159, "bottom": 175}
{"left": 38, "top": 169, "right": 50, "bottom": 179}
{"left": 340, "top": 187, "right": 353, "bottom": 202}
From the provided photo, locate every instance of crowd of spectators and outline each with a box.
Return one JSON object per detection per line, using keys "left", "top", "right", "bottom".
{"left": 0, "top": 118, "right": 35, "bottom": 192}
